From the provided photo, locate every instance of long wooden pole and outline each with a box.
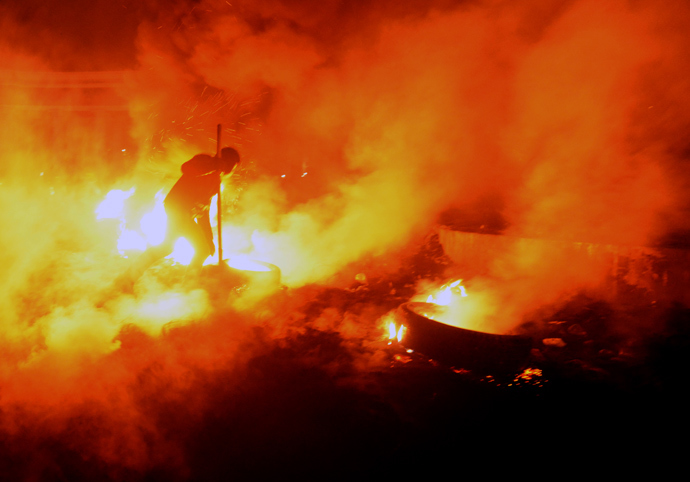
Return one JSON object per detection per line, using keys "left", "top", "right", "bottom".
{"left": 216, "top": 123, "right": 223, "bottom": 266}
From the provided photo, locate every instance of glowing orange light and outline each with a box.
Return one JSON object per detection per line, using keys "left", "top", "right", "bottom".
{"left": 138, "top": 293, "right": 186, "bottom": 320}
{"left": 168, "top": 238, "right": 195, "bottom": 265}
{"left": 226, "top": 255, "right": 272, "bottom": 272}
{"left": 140, "top": 190, "right": 167, "bottom": 246}
{"left": 426, "top": 279, "right": 466, "bottom": 306}
{"left": 95, "top": 187, "right": 134, "bottom": 220}
{"left": 412, "top": 278, "right": 499, "bottom": 333}
{"left": 512, "top": 368, "right": 545, "bottom": 387}
{"left": 117, "top": 228, "right": 147, "bottom": 253}
{"left": 387, "top": 321, "right": 404, "bottom": 343}
{"left": 517, "top": 367, "right": 543, "bottom": 380}
{"left": 97, "top": 188, "right": 196, "bottom": 265}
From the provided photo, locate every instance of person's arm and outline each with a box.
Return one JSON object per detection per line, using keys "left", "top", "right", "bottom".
{"left": 181, "top": 155, "right": 220, "bottom": 176}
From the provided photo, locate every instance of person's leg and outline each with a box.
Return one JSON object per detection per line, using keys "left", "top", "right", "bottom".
{"left": 186, "top": 219, "right": 213, "bottom": 271}
{"left": 166, "top": 211, "right": 212, "bottom": 276}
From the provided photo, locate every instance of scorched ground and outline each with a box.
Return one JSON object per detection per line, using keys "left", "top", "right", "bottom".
{"left": 0, "top": 234, "right": 686, "bottom": 480}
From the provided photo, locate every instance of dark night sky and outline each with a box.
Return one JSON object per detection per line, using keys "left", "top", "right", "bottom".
{"left": 1, "top": 0, "right": 149, "bottom": 70}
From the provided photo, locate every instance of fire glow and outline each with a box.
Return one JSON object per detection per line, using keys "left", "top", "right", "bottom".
{"left": 386, "top": 280, "right": 469, "bottom": 345}
{"left": 95, "top": 188, "right": 201, "bottom": 265}
{"left": 225, "top": 255, "right": 272, "bottom": 272}
{"left": 4, "top": 0, "right": 690, "bottom": 476}
{"left": 412, "top": 278, "right": 500, "bottom": 334}
{"left": 425, "top": 279, "right": 467, "bottom": 306}
{"left": 388, "top": 320, "right": 404, "bottom": 343}
{"left": 417, "top": 278, "right": 469, "bottom": 324}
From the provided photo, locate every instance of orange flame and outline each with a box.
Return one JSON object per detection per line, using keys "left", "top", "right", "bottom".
{"left": 387, "top": 321, "right": 404, "bottom": 343}
{"left": 96, "top": 188, "right": 197, "bottom": 265}
{"left": 425, "top": 279, "right": 467, "bottom": 306}
{"left": 95, "top": 187, "right": 134, "bottom": 220}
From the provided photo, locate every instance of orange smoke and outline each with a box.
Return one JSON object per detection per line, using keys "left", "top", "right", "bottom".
{"left": 2, "top": 0, "right": 689, "bottom": 356}
{"left": 2, "top": 0, "right": 690, "bottom": 476}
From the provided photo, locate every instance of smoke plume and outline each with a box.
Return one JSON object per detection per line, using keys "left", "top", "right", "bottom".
{"left": 3, "top": 0, "right": 690, "bottom": 477}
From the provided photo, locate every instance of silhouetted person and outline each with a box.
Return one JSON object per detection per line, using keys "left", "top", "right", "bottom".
{"left": 159, "top": 147, "right": 240, "bottom": 270}
{"left": 103, "top": 147, "right": 240, "bottom": 298}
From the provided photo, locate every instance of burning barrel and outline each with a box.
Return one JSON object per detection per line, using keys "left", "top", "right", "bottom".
{"left": 395, "top": 301, "right": 532, "bottom": 374}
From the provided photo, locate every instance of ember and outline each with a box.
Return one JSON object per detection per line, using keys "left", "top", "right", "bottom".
{"left": 511, "top": 367, "right": 545, "bottom": 387}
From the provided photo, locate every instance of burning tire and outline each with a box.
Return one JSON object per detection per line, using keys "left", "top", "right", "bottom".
{"left": 396, "top": 302, "right": 532, "bottom": 374}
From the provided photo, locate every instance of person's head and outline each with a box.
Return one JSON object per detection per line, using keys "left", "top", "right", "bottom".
{"left": 219, "top": 147, "right": 240, "bottom": 173}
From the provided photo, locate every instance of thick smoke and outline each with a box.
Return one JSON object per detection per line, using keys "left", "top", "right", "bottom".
{"left": 3, "top": 0, "right": 690, "bottom": 477}
{"left": 125, "top": 0, "right": 690, "bottom": 313}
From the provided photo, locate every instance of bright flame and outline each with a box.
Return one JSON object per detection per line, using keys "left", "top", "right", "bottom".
{"left": 388, "top": 322, "right": 396, "bottom": 339}
{"left": 117, "top": 228, "right": 147, "bottom": 253}
{"left": 425, "top": 279, "right": 467, "bottom": 306}
{"left": 95, "top": 188, "right": 134, "bottom": 220}
{"left": 167, "top": 238, "right": 195, "bottom": 265}
{"left": 97, "top": 189, "right": 199, "bottom": 265}
{"left": 209, "top": 193, "right": 218, "bottom": 228}
{"left": 140, "top": 190, "right": 167, "bottom": 246}
{"left": 412, "top": 278, "right": 501, "bottom": 333}
{"left": 387, "top": 321, "right": 404, "bottom": 343}
{"left": 96, "top": 188, "right": 146, "bottom": 256}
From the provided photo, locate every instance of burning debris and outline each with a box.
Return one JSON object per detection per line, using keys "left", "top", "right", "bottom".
{"left": 385, "top": 278, "right": 533, "bottom": 374}
{"left": 2, "top": 0, "right": 690, "bottom": 479}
